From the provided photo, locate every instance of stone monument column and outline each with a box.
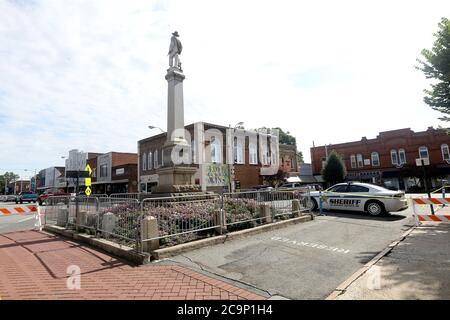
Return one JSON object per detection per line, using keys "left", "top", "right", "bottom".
{"left": 154, "top": 32, "right": 198, "bottom": 194}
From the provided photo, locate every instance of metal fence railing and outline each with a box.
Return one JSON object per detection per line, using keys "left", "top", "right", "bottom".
{"left": 110, "top": 193, "right": 139, "bottom": 200}
{"left": 40, "top": 189, "right": 312, "bottom": 252}
{"left": 140, "top": 194, "right": 221, "bottom": 247}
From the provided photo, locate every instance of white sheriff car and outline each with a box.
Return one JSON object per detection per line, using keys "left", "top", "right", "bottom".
{"left": 308, "top": 182, "right": 408, "bottom": 216}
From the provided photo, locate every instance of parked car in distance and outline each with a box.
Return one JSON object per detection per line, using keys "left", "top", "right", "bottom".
{"left": 38, "top": 188, "right": 72, "bottom": 205}
{"left": 5, "top": 195, "right": 17, "bottom": 202}
{"left": 249, "top": 185, "right": 274, "bottom": 191}
{"left": 308, "top": 182, "right": 408, "bottom": 216}
{"left": 15, "top": 191, "right": 38, "bottom": 204}
{"left": 279, "top": 182, "right": 302, "bottom": 189}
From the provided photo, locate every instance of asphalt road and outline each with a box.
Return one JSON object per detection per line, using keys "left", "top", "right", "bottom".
{"left": 163, "top": 208, "right": 416, "bottom": 300}
{"left": 0, "top": 202, "right": 39, "bottom": 234}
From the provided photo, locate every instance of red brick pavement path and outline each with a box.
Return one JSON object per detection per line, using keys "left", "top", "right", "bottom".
{"left": 0, "top": 231, "right": 264, "bottom": 300}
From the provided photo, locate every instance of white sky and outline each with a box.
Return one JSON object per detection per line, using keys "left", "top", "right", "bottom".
{"left": 0, "top": 0, "right": 449, "bottom": 178}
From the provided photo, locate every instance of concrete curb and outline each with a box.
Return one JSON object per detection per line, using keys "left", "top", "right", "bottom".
{"left": 152, "top": 214, "right": 314, "bottom": 260}
{"left": 325, "top": 225, "right": 417, "bottom": 300}
{"left": 43, "top": 225, "right": 150, "bottom": 265}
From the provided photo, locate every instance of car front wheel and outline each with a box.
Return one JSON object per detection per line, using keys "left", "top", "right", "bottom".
{"left": 307, "top": 197, "right": 318, "bottom": 211}
{"left": 366, "top": 201, "right": 385, "bottom": 216}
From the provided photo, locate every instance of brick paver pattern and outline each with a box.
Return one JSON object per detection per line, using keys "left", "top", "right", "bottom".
{"left": 0, "top": 231, "right": 264, "bottom": 300}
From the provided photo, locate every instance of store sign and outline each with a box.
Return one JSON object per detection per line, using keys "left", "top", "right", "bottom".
{"left": 116, "top": 168, "right": 125, "bottom": 175}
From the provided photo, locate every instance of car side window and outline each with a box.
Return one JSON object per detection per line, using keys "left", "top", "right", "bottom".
{"left": 328, "top": 185, "right": 348, "bottom": 193}
{"left": 348, "top": 185, "right": 370, "bottom": 193}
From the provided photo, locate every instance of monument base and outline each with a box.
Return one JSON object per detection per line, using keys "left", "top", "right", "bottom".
{"left": 152, "top": 166, "right": 200, "bottom": 194}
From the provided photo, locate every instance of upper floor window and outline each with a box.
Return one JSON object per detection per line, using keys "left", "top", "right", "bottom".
{"left": 100, "top": 164, "right": 108, "bottom": 177}
{"left": 161, "top": 149, "right": 164, "bottom": 166}
{"left": 399, "top": 149, "right": 406, "bottom": 165}
{"left": 142, "top": 153, "right": 147, "bottom": 171}
{"left": 191, "top": 140, "right": 196, "bottom": 164}
{"left": 154, "top": 150, "right": 159, "bottom": 168}
{"left": 262, "top": 144, "right": 269, "bottom": 165}
{"left": 249, "top": 143, "right": 258, "bottom": 164}
{"left": 371, "top": 152, "right": 380, "bottom": 166}
{"left": 148, "top": 152, "right": 153, "bottom": 170}
{"left": 441, "top": 144, "right": 450, "bottom": 161}
{"left": 390, "top": 149, "right": 398, "bottom": 165}
{"left": 419, "top": 146, "right": 429, "bottom": 159}
{"left": 350, "top": 155, "right": 357, "bottom": 168}
{"left": 210, "top": 136, "right": 222, "bottom": 163}
{"left": 357, "top": 154, "right": 363, "bottom": 167}
{"left": 233, "top": 137, "right": 244, "bottom": 164}
{"left": 271, "top": 147, "right": 277, "bottom": 166}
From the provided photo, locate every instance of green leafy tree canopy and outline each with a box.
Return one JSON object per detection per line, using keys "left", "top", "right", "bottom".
{"left": 321, "top": 151, "right": 347, "bottom": 186}
{"left": 0, "top": 172, "right": 20, "bottom": 193}
{"left": 257, "top": 127, "right": 297, "bottom": 145}
{"left": 416, "top": 17, "right": 450, "bottom": 121}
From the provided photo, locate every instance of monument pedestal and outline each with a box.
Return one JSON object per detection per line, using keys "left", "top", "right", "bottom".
{"left": 153, "top": 166, "right": 199, "bottom": 194}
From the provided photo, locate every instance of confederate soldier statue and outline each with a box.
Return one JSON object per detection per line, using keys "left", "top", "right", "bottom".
{"left": 168, "top": 31, "right": 183, "bottom": 69}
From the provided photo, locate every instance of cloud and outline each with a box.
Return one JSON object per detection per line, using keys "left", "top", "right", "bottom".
{"left": 0, "top": 0, "right": 449, "bottom": 178}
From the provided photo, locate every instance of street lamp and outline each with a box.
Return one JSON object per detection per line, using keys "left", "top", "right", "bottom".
{"left": 148, "top": 125, "right": 165, "bottom": 133}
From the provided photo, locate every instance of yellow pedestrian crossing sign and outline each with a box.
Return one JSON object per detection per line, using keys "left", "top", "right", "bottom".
{"left": 85, "top": 164, "right": 92, "bottom": 196}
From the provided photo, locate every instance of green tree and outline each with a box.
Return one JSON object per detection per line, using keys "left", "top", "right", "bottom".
{"left": 257, "top": 127, "right": 297, "bottom": 145}
{"left": 321, "top": 151, "right": 346, "bottom": 186}
{"left": 297, "top": 151, "right": 304, "bottom": 164}
{"left": 416, "top": 17, "right": 450, "bottom": 121}
{"left": 0, "top": 172, "right": 20, "bottom": 193}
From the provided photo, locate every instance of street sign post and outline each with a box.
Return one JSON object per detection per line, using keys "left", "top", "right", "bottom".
{"left": 85, "top": 164, "right": 92, "bottom": 196}
{"left": 416, "top": 158, "right": 434, "bottom": 215}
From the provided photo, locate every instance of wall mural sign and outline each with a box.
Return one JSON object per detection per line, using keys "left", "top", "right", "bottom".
{"left": 204, "top": 164, "right": 230, "bottom": 187}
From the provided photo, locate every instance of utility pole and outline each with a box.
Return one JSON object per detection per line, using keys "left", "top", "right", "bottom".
{"left": 421, "top": 159, "right": 435, "bottom": 215}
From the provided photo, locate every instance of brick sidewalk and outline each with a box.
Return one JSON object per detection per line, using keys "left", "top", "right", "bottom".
{"left": 0, "top": 231, "right": 264, "bottom": 300}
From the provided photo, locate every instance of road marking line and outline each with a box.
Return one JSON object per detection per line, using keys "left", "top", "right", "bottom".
{"left": 270, "top": 236, "right": 350, "bottom": 254}
{"left": 17, "top": 216, "right": 35, "bottom": 223}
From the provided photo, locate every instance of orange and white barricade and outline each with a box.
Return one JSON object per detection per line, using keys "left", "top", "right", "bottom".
{"left": 0, "top": 204, "right": 42, "bottom": 231}
{"left": 411, "top": 198, "right": 450, "bottom": 226}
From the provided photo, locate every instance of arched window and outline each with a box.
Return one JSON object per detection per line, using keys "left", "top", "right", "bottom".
{"left": 154, "top": 150, "right": 158, "bottom": 168}
{"left": 148, "top": 152, "right": 153, "bottom": 170}
{"left": 441, "top": 144, "right": 450, "bottom": 161}
{"left": 350, "top": 154, "right": 356, "bottom": 168}
{"left": 210, "top": 136, "right": 222, "bottom": 163}
{"left": 371, "top": 152, "right": 380, "bottom": 166}
{"left": 357, "top": 154, "right": 363, "bottom": 167}
{"left": 390, "top": 149, "right": 398, "bottom": 165}
{"left": 233, "top": 137, "right": 244, "bottom": 164}
{"left": 142, "top": 152, "right": 147, "bottom": 171}
{"left": 249, "top": 143, "right": 257, "bottom": 164}
{"left": 419, "top": 146, "right": 429, "bottom": 159}
{"left": 399, "top": 149, "right": 406, "bottom": 164}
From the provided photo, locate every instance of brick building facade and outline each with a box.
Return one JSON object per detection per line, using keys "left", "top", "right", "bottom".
{"left": 138, "top": 122, "right": 281, "bottom": 192}
{"left": 87, "top": 152, "right": 138, "bottom": 194}
{"left": 311, "top": 127, "right": 450, "bottom": 191}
